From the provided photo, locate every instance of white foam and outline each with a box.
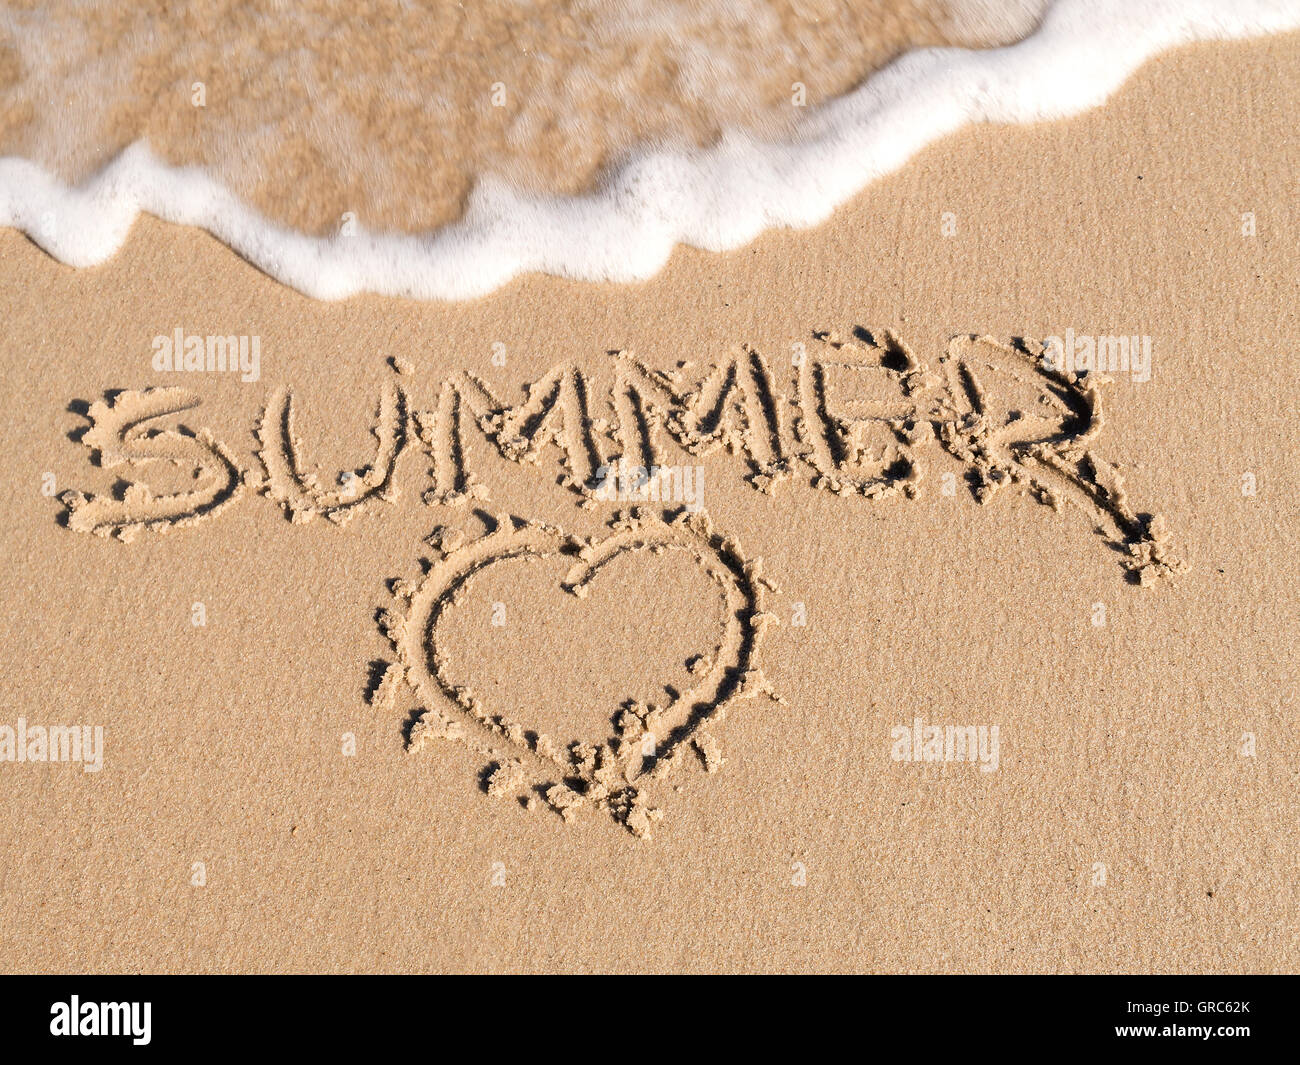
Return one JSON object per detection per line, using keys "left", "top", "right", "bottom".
{"left": 1, "top": 0, "right": 1296, "bottom": 301}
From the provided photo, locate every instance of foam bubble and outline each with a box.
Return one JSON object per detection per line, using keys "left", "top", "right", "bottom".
{"left": 1, "top": 0, "right": 1297, "bottom": 301}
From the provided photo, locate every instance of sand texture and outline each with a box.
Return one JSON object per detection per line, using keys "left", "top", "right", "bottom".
{"left": 0, "top": 31, "right": 1296, "bottom": 972}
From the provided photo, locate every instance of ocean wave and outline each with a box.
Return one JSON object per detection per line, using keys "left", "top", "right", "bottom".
{"left": 1, "top": 0, "right": 1296, "bottom": 300}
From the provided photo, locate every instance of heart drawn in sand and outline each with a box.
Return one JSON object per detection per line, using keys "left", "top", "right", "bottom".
{"left": 381, "top": 508, "right": 781, "bottom": 837}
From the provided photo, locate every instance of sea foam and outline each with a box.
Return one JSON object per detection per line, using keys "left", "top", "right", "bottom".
{"left": 1, "top": 0, "right": 1296, "bottom": 301}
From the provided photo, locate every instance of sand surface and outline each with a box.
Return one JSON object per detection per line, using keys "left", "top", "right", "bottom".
{"left": 0, "top": 31, "right": 1296, "bottom": 972}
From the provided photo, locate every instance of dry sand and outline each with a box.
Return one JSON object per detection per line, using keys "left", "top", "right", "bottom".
{"left": 0, "top": 30, "right": 1296, "bottom": 972}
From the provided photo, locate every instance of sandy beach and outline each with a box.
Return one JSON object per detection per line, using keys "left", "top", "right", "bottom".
{"left": 0, "top": 22, "right": 1296, "bottom": 973}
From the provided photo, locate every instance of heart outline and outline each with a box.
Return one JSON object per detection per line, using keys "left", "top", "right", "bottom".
{"left": 387, "top": 507, "right": 779, "bottom": 836}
